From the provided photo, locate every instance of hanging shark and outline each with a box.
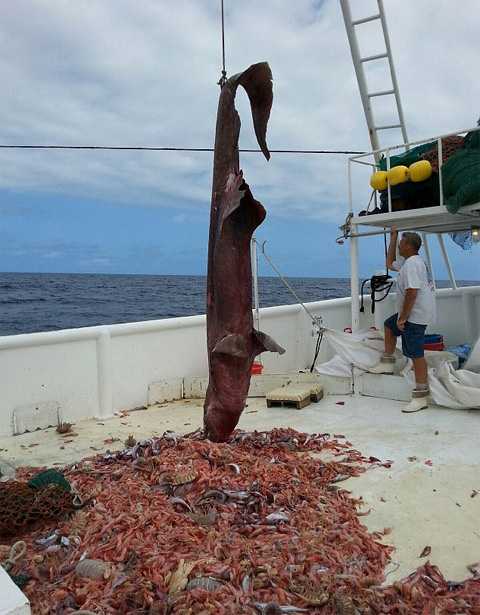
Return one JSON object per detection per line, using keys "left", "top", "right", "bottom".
{"left": 203, "top": 62, "right": 285, "bottom": 443}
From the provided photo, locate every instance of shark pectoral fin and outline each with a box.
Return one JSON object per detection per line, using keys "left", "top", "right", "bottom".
{"left": 213, "top": 333, "right": 249, "bottom": 359}
{"left": 219, "top": 170, "right": 266, "bottom": 235}
{"left": 253, "top": 329, "right": 286, "bottom": 356}
{"left": 237, "top": 62, "right": 273, "bottom": 161}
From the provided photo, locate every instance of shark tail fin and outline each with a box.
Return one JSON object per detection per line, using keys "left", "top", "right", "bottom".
{"left": 229, "top": 62, "right": 273, "bottom": 161}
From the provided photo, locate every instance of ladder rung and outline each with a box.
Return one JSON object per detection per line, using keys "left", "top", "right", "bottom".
{"left": 352, "top": 13, "right": 381, "bottom": 26}
{"left": 360, "top": 52, "right": 388, "bottom": 63}
{"left": 368, "top": 89, "right": 395, "bottom": 98}
{"left": 375, "top": 123, "right": 402, "bottom": 131}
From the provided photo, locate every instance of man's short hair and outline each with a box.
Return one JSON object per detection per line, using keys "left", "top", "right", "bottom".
{"left": 402, "top": 231, "right": 422, "bottom": 252}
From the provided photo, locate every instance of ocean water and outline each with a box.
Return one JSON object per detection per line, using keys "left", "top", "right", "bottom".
{"left": 0, "top": 272, "right": 351, "bottom": 336}
{"left": 0, "top": 272, "right": 478, "bottom": 337}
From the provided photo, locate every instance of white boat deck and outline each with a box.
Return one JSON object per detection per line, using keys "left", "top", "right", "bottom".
{"left": 0, "top": 566, "right": 30, "bottom": 615}
{"left": 1, "top": 391, "right": 479, "bottom": 590}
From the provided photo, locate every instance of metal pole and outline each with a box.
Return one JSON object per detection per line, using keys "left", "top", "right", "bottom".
{"left": 350, "top": 224, "right": 360, "bottom": 332}
{"left": 347, "top": 158, "right": 353, "bottom": 214}
{"left": 422, "top": 233, "right": 436, "bottom": 291}
{"left": 438, "top": 137, "right": 444, "bottom": 207}
{"left": 386, "top": 149, "right": 392, "bottom": 212}
{"left": 437, "top": 233, "right": 457, "bottom": 289}
{"left": 251, "top": 237, "right": 261, "bottom": 331}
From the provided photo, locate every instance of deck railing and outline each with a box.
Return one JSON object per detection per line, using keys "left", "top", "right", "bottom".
{"left": 2, "top": 287, "right": 480, "bottom": 436}
{"left": 347, "top": 124, "right": 480, "bottom": 214}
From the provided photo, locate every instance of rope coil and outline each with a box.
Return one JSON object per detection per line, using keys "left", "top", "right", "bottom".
{"left": 1, "top": 540, "right": 27, "bottom": 572}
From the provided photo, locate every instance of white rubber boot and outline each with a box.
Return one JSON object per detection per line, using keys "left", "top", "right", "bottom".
{"left": 402, "top": 391, "right": 429, "bottom": 413}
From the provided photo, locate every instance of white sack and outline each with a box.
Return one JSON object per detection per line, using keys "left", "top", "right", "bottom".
{"left": 318, "top": 327, "right": 480, "bottom": 409}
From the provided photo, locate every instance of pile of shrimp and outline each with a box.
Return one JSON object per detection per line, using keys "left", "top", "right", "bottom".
{"left": 4, "top": 427, "right": 480, "bottom": 614}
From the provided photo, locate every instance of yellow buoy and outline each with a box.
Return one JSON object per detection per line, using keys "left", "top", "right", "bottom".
{"left": 370, "top": 171, "right": 388, "bottom": 191}
{"left": 387, "top": 165, "right": 409, "bottom": 186}
{"left": 409, "top": 160, "right": 432, "bottom": 183}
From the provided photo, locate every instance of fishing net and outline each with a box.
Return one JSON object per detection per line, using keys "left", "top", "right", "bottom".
{"left": 377, "top": 141, "right": 436, "bottom": 171}
{"left": 374, "top": 130, "right": 480, "bottom": 215}
{"left": 464, "top": 129, "right": 480, "bottom": 150}
{"left": 0, "top": 470, "right": 75, "bottom": 537}
{"left": 2, "top": 429, "right": 480, "bottom": 614}
{"left": 443, "top": 146, "right": 480, "bottom": 213}
{"left": 421, "top": 135, "right": 465, "bottom": 173}
{"left": 377, "top": 136, "right": 464, "bottom": 173}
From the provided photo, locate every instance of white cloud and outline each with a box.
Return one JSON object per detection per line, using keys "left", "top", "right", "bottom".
{"left": 0, "top": 0, "right": 479, "bottom": 223}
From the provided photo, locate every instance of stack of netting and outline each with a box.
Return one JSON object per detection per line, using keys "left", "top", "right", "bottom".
{"left": 0, "top": 470, "right": 76, "bottom": 537}
{"left": 443, "top": 129, "right": 480, "bottom": 213}
{"left": 376, "top": 137, "right": 466, "bottom": 213}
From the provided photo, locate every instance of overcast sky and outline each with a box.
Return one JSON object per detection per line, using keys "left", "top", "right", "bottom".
{"left": 1, "top": 0, "right": 479, "bottom": 278}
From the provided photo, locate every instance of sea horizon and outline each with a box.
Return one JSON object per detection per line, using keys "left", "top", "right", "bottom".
{"left": 1, "top": 271, "right": 479, "bottom": 337}
{"left": 2, "top": 270, "right": 480, "bottom": 281}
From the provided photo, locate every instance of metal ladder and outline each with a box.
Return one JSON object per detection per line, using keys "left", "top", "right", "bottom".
{"left": 340, "top": 0, "right": 408, "bottom": 160}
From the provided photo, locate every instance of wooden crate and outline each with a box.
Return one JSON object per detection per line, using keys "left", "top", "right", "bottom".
{"left": 266, "top": 384, "right": 323, "bottom": 410}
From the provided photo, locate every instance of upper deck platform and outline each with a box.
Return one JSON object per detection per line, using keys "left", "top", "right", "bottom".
{"left": 351, "top": 202, "right": 480, "bottom": 234}
{"left": 346, "top": 124, "right": 480, "bottom": 237}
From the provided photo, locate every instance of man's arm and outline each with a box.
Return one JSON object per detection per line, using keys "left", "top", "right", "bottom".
{"left": 398, "top": 288, "right": 418, "bottom": 330}
{"left": 386, "top": 228, "right": 398, "bottom": 270}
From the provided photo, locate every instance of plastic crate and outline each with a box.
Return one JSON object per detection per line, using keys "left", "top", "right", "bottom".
{"left": 424, "top": 341, "right": 445, "bottom": 351}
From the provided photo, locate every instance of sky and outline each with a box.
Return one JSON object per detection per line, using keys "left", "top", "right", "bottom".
{"left": 1, "top": 0, "right": 480, "bottom": 279}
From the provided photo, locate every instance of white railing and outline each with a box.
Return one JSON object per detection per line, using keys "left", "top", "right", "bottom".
{"left": 0, "top": 299, "right": 352, "bottom": 437}
{"left": 347, "top": 124, "right": 480, "bottom": 215}
{"left": 2, "top": 286, "right": 480, "bottom": 436}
